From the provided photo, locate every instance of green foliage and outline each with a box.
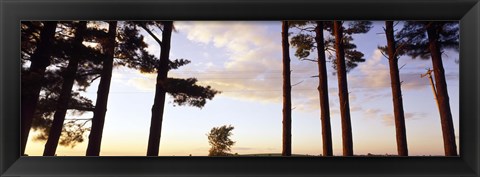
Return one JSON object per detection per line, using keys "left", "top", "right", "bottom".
{"left": 207, "top": 125, "right": 235, "bottom": 156}
{"left": 290, "top": 33, "right": 315, "bottom": 58}
{"left": 166, "top": 78, "right": 221, "bottom": 108}
{"left": 396, "top": 21, "right": 459, "bottom": 59}
{"left": 289, "top": 21, "right": 371, "bottom": 73}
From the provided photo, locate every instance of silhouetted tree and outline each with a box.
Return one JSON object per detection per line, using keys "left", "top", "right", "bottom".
{"left": 44, "top": 21, "right": 88, "bottom": 156}
{"left": 379, "top": 21, "right": 408, "bottom": 156}
{"left": 332, "top": 21, "right": 371, "bottom": 156}
{"left": 21, "top": 21, "right": 102, "bottom": 151}
{"left": 28, "top": 71, "right": 94, "bottom": 148}
{"left": 21, "top": 21, "right": 58, "bottom": 155}
{"left": 281, "top": 21, "right": 292, "bottom": 156}
{"left": 84, "top": 21, "right": 160, "bottom": 156}
{"left": 86, "top": 21, "right": 117, "bottom": 156}
{"left": 397, "top": 21, "right": 459, "bottom": 156}
{"left": 137, "top": 21, "right": 220, "bottom": 156}
{"left": 207, "top": 125, "right": 235, "bottom": 156}
{"left": 290, "top": 21, "right": 332, "bottom": 156}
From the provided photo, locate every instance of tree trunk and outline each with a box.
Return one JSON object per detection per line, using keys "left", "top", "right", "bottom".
{"left": 426, "top": 22, "right": 458, "bottom": 156}
{"left": 86, "top": 21, "right": 117, "bottom": 156}
{"left": 43, "top": 21, "right": 87, "bottom": 156}
{"left": 281, "top": 21, "right": 292, "bottom": 156}
{"left": 333, "top": 21, "right": 353, "bottom": 156}
{"left": 314, "top": 21, "right": 333, "bottom": 156}
{"left": 147, "top": 21, "right": 173, "bottom": 156}
{"left": 21, "top": 21, "right": 57, "bottom": 155}
{"left": 385, "top": 21, "right": 409, "bottom": 156}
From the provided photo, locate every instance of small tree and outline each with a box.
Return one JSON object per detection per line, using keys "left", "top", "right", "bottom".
{"left": 207, "top": 125, "right": 235, "bottom": 156}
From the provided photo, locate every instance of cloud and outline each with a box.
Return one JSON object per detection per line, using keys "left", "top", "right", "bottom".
{"left": 353, "top": 49, "right": 391, "bottom": 89}
{"left": 125, "top": 71, "right": 156, "bottom": 92}
{"left": 359, "top": 105, "right": 426, "bottom": 126}
{"left": 380, "top": 112, "right": 426, "bottom": 126}
{"left": 347, "top": 49, "right": 453, "bottom": 92}
{"left": 171, "top": 21, "right": 288, "bottom": 103}
{"left": 363, "top": 108, "right": 382, "bottom": 119}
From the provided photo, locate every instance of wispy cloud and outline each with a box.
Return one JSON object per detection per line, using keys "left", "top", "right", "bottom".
{"left": 380, "top": 112, "right": 426, "bottom": 126}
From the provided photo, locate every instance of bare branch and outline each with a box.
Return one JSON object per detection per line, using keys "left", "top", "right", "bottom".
{"left": 292, "top": 80, "right": 304, "bottom": 87}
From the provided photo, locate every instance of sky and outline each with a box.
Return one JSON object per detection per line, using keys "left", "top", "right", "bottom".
{"left": 24, "top": 21, "right": 460, "bottom": 156}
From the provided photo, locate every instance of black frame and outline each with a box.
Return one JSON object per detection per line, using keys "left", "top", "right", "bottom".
{"left": 1, "top": 0, "right": 479, "bottom": 176}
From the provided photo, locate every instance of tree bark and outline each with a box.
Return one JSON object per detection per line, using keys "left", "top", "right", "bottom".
{"left": 147, "top": 21, "right": 173, "bottom": 156}
{"left": 333, "top": 21, "right": 353, "bottom": 156}
{"left": 314, "top": 21, "right": 333, "bottom": 156}
{"left": 21, "top": 21, "right": 57, "bottom": 155}
{"left": 43, "top": 21, "right": 87, "bottom": 156}
{"left": 426, "top": 22, "right": 458, "bottom": 156}
{"left": 86, "top": 21, "right": 117, "bottom": 156}
{"left": 385, "top": 21, "right": 409, "bottom": 156}
{"left": 281, "top": 21, "right": 292, "bottom": 156}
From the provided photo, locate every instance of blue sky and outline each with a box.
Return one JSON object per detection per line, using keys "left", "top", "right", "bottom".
{"left": 25, "top": 21, "right": 460, "bottom": 156}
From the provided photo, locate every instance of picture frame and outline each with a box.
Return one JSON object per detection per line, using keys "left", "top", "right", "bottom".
{"left": 1, "top": 0, "right": 479, "bottom": 176}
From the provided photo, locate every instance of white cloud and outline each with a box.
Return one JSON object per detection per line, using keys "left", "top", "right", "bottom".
{"left": 172, "top": 21, "right": 287, "bottom": 103}
{"left": 350, "top": 49, "right": 390, "bottom": 90}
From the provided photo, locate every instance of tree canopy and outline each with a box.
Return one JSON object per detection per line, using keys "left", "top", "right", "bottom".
{"left": 207, "top": 125, "right": 235, "bottom": 156}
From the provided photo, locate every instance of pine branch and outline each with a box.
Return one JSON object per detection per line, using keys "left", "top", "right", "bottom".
{"left": 139, "top": 24, "right": 163, "bottom": 46}
{"left": 67, "top": 106, "right": 94, "bottom": 112}
{"left": 380, "top": 50, "right": 389, "bottom": 60}
{"left": 300, "top": 58, "right": 318, "bottom": 62}
{"left": 76, "top": 71, "right": 102, "bottom": 78}
{"left": 88, "top": 75, "right": 101, "bottom": 84}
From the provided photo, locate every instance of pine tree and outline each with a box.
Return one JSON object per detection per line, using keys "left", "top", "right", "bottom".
{"left": 397, "top": 21, "right": 458, "bottom": 156}
{"left": 22, "top": 21, "right": 104, "bottom": 152}
{"left": 290, "top": 21, "right": 332, "bottom": 156}
{"left": 382, "top": 21, "right": 408, "bottom": 156}
{"left": 332, "top": 21, "right": 371, "bottom": 156}
{"left": 21, "top": 21, "right": 58, "bottom": 155}
{"left": 86, "top": 21, "right": 118, "bottom": 156}
{"left": 137, "top": 21, "right": 220, "bottom": 156}
{"left": 281, "top": 21, "right": 292, "bottom": 156}
{"left": 43, "top": 21, "right": 88, "bottom": 156}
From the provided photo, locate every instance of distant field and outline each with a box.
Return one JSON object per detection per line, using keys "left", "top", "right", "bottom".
{"left": 235, "top": 153, "right": 405, "bottom": 157}
{"left": 237, "top": 153, "right": 317, "bottom": 157}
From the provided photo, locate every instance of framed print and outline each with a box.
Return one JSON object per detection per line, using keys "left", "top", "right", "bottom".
{"left": 1, "top": 0, "right": 479, "bottom": 176}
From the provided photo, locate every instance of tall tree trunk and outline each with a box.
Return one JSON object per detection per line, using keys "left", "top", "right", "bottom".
{"left": 314, "top": 21, "right": 333, "bottom": 156}
{"left": 426, "top": 22, "right": 457, "bottom": 156}
{"left": 281, "top": 21, "right": 292, "bottom": 156}
{"left": 43, "top": 21, "right": 87, "bottom": 156}
{"left": 385, "top": 21, "right": 408, "bottom": 156}
{"left": 86, "top": 21, "right": 117, "bottom": 156}
{"left": 21, "top": 21, "right": 58, "bottom": 155}
{"left": 147, "top": 21, "right": 173, "bottom": 156}
{"left": 333, "top": 21, "right": 353, "bottom": 156}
